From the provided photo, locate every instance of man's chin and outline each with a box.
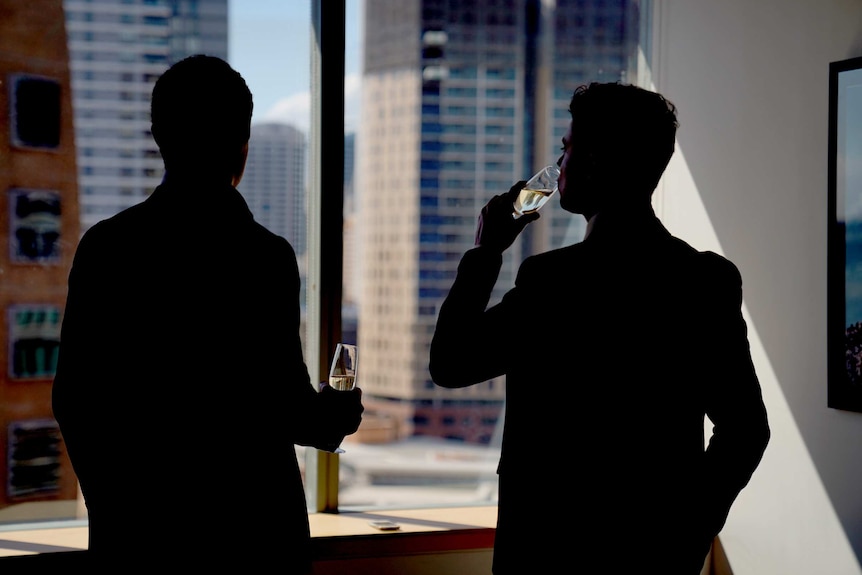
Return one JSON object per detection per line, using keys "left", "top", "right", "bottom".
{"left": 559, "top": 197, "right": 585, "bottom": 215}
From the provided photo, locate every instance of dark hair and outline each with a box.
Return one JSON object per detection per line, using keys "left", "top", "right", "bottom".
{"left": 151, "top": 55, "right": 253, "bottom": 172}
{"left": 568, "top": 82, "right": 678, "bottom": 192}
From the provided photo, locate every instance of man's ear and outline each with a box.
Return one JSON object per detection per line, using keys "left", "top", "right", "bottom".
{"left": 231, "top": 141, "right": 250, "bottom": 188}
{"left": 150, "top": 124, "right": 162, "bottom": 148}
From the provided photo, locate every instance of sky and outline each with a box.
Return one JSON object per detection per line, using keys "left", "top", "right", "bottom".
{"left": 227, "top": 1, "right": 363, "bottom": 133}
{"left": 841, "top": 79, "right": 862, "bottom": 222}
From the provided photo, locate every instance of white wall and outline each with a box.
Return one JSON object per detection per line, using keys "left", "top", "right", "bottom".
{"left": 651, "top": 1, "right": 862, "bottom": 573}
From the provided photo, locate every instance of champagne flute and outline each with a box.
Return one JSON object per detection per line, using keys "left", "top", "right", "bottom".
{"left": 329, "top": 343, "right": 358, "bottom": 391}
{"left": 512, "top": 164, "right": 561, "bottom": 218}
{"left": 323, "top": 343, "right": 358, "bottom": 454}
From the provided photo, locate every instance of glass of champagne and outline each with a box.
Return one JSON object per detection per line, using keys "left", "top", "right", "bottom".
{"left": 512, "top": 164, "right": 561, "bottom": 218}
{"left": 323, "top": 343, "right": 358, "bottom": 454}
{"left": 329, "top": 343, "right": 358, "bottom": 391}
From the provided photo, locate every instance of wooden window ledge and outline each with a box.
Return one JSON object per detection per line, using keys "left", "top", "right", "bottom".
{"left": 0, "top": 505, "right": 497, "bottom": 569}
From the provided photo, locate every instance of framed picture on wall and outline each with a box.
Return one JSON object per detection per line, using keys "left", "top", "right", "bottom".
{"left": 828, "top": 55, "right": 862, "bottom": 412}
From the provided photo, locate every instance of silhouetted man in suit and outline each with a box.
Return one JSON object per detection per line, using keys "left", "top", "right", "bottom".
{"left": 52, "top": 55, "right": 363, "bottom": 573}
{"left": 430, "top": 82, "right": 770, "bottom": 574}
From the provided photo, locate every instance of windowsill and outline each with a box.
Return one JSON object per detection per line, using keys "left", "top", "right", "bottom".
{"left": 0, "top": 505, "right": 497, "bottom": 561}
{"left": 311, "top": 505, "right": 496, "bottom": 559}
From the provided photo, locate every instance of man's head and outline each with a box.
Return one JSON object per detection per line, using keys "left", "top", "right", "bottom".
{"left": 557, "top": 82, "right": 678, "bottom": 218}
{"left": 151, "top": 55, "right": 253, "bottom": 182}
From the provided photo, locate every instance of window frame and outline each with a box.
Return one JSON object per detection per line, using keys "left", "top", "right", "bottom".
{"left": 305, "top": 0, "right": 347, "bottom": 514}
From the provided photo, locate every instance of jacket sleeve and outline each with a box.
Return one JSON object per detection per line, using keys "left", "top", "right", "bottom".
{"left": 698, "top": 254, "right": 770, "bottom": 544}
{"left": 280, "top": 240, "right": 362, "bottom": 449}
{"left": 51, "top": 229, "right": 105, "bottom": 491}
{"left": 429, "top": 246, "right": 514, "bottom": 387}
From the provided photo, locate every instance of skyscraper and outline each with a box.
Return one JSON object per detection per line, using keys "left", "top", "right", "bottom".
{"left": 63, "top": 0, "right": 228, "bottom": 234}
{"left": 358, "top": 0, "right": 642, "bottom": 444}
{"left": 1, "top": 0, "right": 80, "bottom": 513}
{"left": 239, "top": 122, "right": 308, "bottom": 253}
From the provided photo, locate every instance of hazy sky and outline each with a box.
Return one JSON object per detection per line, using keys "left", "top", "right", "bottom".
{"left": 837, "top": 72, "right": 862, "bottom": 222}
{"left": 228, "top": 1, "right": 363, "bottom": 132}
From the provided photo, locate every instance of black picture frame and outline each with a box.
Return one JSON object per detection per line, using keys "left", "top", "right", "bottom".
{"left": 828, "top": 55, "right": 862, "bottom": 412}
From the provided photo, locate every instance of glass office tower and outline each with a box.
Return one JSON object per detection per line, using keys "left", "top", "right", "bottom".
{"left": 63, "top": 0, "right": 228, "bottom": 234}
{"left": 239, "top": 122, "right": 308, "bottom": 253}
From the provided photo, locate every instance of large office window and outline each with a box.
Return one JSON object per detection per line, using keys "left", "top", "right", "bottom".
{"left": 0, "top": 0, "right": 650, "bottom": 530}
{"left": 334, "top": 0, "right": 648, "bottom": 510}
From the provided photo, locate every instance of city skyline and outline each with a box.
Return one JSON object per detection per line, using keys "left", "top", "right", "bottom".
{"left": 355, "top": 0, "right": 639, "bottom": 444}
{"left": 0, "top": 0, "right": 648, "bottom": 520}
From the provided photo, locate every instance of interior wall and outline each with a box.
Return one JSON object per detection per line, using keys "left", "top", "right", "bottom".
{"left": 651, "top": 1, "right": 862, "bottom": 573}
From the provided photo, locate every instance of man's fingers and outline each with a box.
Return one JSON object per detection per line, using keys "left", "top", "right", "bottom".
{"left": 506, "top": 180, "right": 527, "bottom": 199}
{"left": 516, "top": 212, "right": 540, "bottom": 230}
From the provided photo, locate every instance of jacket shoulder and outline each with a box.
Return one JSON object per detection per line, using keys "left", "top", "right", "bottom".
{"left": 682, "top": 242, "right": 742, "bottom": 284}
{"left": 667, "top": 238, "right": 744, "bottom": 300}
{"left": 74, "top": 203, "right": 149, "bottom": 256}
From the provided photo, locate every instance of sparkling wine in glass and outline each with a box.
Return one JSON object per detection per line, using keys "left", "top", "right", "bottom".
{"left": 512, "top": 164, "right": 561, "bottom": 218}
{"left": 323, "top": 343, "right": 358, "bottom": 454}
{"left": 329, "top": 343, "right": 357, "bottom": 391}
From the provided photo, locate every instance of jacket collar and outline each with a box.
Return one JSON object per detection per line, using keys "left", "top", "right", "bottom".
{"left": 583, "top": 207, "right": 670, "bottom": 244}
{"left": 147, "top": 178, "right": 254, "bottom": 223}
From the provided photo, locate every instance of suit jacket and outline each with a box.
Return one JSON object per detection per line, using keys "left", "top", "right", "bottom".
{"left": 53, "top": 180, "right": 326, "bottom": 572}
{"left": 430, "top": 213, "right": 770, "bottom": 574}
